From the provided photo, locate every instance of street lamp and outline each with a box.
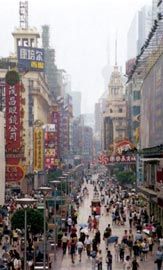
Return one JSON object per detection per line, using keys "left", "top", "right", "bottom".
{"left": 38, "top": 186, "right": 52, "bottom": 270}
{"left": 50, "top": 180, "right": 60, "bottom": 260}
{"left": 16, "top": 197, "right": 37, "bottom": 270}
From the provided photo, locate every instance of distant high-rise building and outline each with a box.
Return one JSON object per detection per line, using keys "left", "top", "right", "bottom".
{"left": 127, "top": 5, "right": 152, "bottom": 60}
{"left": 42, "top": 25, "right": 58, "bottom": 97}
{"left": 70, "top": 91, "right": 81, "bottom": 118}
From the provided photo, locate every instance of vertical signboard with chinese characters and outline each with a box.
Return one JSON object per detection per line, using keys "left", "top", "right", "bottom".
{"left": 18, "top": 46, "right": 45, "bottom": 72}
{"left": 44, "top": 124, "right": 57, "bottom": 169}
{"left": 51, "top": 109, "right": 60, "bottom": 166}
{"left": 5, "top": 70, "right": 25, "bottom": 182}
{"left": 6, "top": 83, "right": 21, "bottom": 151}
{"left": 34, "top": 128, "right": 44, "bottom": 172}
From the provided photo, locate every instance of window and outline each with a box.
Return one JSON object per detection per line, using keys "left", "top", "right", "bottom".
{"left": 133, "top": 121, "right": 139, "bottom": 129}
{"left": 119, "top": 108, "right": 123, "bottom": 113}
{"left": 133, "top": 91, "right": 140, "bottom": 100}
{"left": 133, "top": 106, "right": 140, "bottom": 116}
{"left": 110, "top": 109, "right": 113, "bottom": 113}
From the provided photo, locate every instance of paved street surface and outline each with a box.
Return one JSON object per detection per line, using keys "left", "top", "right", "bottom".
{"left": 56, "top": 174, "right": 159, "bottom": 270}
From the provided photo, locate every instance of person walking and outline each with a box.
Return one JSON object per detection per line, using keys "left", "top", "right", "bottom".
{"left": 76, "top": 238, "right": 84, "bottom": 262}
{"left": 61, "top": 232, "right": 68, "bottom": 255}
{"left": 70, "top": 238, "right": 76, "bottom": 264}
{"left": 132, "top": 257, "right": 139, "bottom": 270}
{"left": 84, "top": 235, "right": 92, "bottom": 257}
{"left": 155, "top": 246, "right": 163, "bottom": 270}
{"left": 106, "top": 250, "right": 112, "bottom": 270}
{"left": 96, "top": 250, "right": 103, "bottom": 270}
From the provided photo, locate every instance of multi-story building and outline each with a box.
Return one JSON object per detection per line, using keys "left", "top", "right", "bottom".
{"left": 70, "top": 91, "right": 81, "bottom": 118}
{"left": 83, "top": 126, "right": 93, "bottom": 164}
{"left": 103, "top": 65, "right": 127, "bottom": 153}
{"left": 128, "top": 0, "right": 163, "bottom": 225}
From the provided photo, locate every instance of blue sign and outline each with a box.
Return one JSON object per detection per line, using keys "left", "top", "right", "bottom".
{"left": 17, "top": 46, "right": 45, "bottom": 72}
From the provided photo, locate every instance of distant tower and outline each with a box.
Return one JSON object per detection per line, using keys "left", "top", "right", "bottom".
{"left": 115, "top": 37, "right": 118, "bottom": 66}
{"left": 102, "top": 37, "right": 111, "bottom": 91}
{"left": 19, "top": 1, "right": 28, "bottom": 29}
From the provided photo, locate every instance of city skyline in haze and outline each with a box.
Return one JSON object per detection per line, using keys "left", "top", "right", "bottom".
{"left": 0, "top": 0, "right": 152, "bottom": 113}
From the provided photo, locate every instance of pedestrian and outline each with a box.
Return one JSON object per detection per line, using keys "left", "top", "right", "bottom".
{"left": 96, "top": 249, "right": 103, "bottom": 270}
{"left": 129, "top": 212, "right": 133, "bottom": 228}
{"left": 132, "top": 257, "right": 139, "bottom": 270}
{"left": 76, "top": 238, "right": 84, "bottom": 262}
{"left": 88, "top": 215, "right": 93, "bottom": 231}
{"left": 124, "top": 255, "right": 131, "bottom": 270}
{"left": 95, "top": 229, "right": 101, "bottom": 246}
{"left": 70, "top": 238, "right": 76, "bottom": 264}
{"left": 106, "top": 250, "right": 112, "bottom": 270}
{"left": 114, "top": 239, "right": 119, "bottom": 262}
{"left": 84, "top": 235, "right": 92, "bottom": 257}
{"left": 61, "top": 232, "right": 68, "bottom": 255}
{"left": 119, "top": 240, "right": 125, "bottom": 262}
{"left": 155, "top": 246, "right": 163, "bottom": 270}
{"left": 67, "top": 216, "right": 72, "bottom": 233}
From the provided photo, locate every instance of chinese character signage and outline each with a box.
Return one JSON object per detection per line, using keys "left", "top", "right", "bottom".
{"left": 98, "top": 154, "right": 136, "bottom": 165}
{"left": 44, "top": 124, "right": 58, "bottom": 169}
{"left": 34, "top": 128, "right": 44, "bottom": 171}
{"left": 6, "top": 83, "right": 21, "bottom": 152}
{"left": 18, "top": 46, "right": 45, "bottom": 72}
{"left": 6, "top": 164, "right": 25, "bottom": 182}
{"left": 5, "top": 70, "right": 26, "bottom": 182}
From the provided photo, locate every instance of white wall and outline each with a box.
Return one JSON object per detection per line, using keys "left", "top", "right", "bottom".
{"left": 0, "top": 112, "right": 5, "bottom": 205}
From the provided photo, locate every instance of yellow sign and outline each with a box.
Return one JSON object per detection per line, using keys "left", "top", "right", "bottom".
{"left": 34, "top": 128, "right": 44, "bottom": 171}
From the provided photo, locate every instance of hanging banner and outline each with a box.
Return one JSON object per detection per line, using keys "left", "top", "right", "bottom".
{"left": 34, "top": 128, "right": 44, "bottom": 171}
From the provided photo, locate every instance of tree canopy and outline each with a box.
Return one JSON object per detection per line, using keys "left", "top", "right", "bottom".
{"left": 11, "top": 208, "right": 44, "bottom": 235}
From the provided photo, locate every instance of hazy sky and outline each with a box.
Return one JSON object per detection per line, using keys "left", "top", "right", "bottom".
{"left": 0, "top": 0, "right": 152, "bottom": 113}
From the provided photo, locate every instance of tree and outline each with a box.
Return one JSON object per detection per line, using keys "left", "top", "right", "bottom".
{"left": 116, "top": 171, "right": 136, "bottom": 186}
{"left": 11, "top": 208, "right": 44, "bottom": 234}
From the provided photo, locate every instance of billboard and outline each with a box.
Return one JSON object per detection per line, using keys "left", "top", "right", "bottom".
{"left": 34, "top": 128, "right": 44, "bottom": 171}
{"left": 141, "top": 53, "right": 163, "bottom": 149}
{"left": 98, "top": 153, "right": 136, "bottom": 165}
{"left": 18, "top": 46, "right": 45, "bottom": 72}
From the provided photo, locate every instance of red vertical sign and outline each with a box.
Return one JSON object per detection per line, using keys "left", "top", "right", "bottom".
{"left": 6, "top": 83, "right": 21, "bottom": 152}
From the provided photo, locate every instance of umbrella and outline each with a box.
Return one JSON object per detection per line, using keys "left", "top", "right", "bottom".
{"left": 143, "top": 229, "right": 150, "bottom": 235}
{"left": 107, "top": 235, "right": 118, "bottom": 244}
{"left": 79, "top": 223, "right": 88, "bottom": 228}
{"left": 80, "top": 228, "right": 89, "bottom": 235}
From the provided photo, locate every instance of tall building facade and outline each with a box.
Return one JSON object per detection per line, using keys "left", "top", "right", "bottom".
{"left": 127, "top": 5, "right": 152, "bottom": 60}
{"left": 103, "top": 65, "right": 127, "bottom": 153}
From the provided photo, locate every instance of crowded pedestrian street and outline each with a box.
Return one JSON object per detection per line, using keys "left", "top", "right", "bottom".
{"left": 59, "top": 173, "right": 162, "bottom": 270}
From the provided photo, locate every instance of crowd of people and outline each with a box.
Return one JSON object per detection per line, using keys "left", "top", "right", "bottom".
{"left": 60, "top": 172, "right": 163, "bottom": 270}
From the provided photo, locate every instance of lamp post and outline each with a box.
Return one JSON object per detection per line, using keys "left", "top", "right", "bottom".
{"left": 50, "top": 180, "right": 60, "bottom": 261}
{"left": 16, "top": 198, "right": 37, "bottom": 270}
{"left": 38, "top": 186, "right": 52, "bottom": 270}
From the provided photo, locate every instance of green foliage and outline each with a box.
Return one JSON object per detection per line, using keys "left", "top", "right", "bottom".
{"left": 47, "top": 169, "right": 62, "bottom": 182}
{"left": 11, "top": 208, "right": 44, "bottom": 234}
{"left": 116, "top": 171, "right": 136, "bottom": 185}
{"left": 5, "top": 70, "right": 20, "bottom": 85}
